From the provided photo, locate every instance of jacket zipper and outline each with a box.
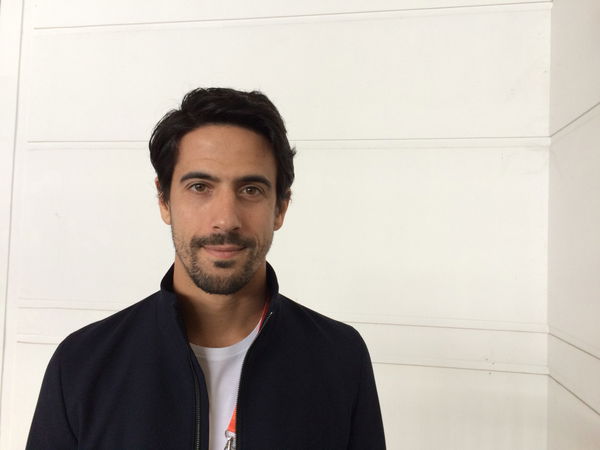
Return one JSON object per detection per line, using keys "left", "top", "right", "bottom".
{"left": 190, "top": 357, "right": 201, "bottom": 450}
{"left": 233, "top": 311, "right": 273, "bottom": 450}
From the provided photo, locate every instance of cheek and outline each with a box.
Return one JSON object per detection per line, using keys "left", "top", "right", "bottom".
{"left": 166, "top": 209, "right": 193, "bottom": 238}
{"left": 169, "top": 201, "right": 204, "bottom": 225}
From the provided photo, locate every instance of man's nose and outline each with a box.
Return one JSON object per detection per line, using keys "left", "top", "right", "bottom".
{"left": 211, "top": 189, "right": 242, "bottom": 232}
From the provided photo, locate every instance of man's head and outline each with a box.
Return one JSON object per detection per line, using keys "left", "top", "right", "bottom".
{"left": 149, "top": 87, "right": 295, "bottom": 210}
{"left": 149, "top": 88, "right": 295, "bottom": 295}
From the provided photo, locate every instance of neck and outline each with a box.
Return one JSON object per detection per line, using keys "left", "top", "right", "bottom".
{"left": 172, "top": 260, "right": 267, "bottom": 348}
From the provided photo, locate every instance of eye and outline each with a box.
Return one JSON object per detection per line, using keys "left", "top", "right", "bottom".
{"left": 241, "top": 185, "right": 263, "bottom": 196}
{"left": 189, "top": 183, "right": 209, "bottom": 193}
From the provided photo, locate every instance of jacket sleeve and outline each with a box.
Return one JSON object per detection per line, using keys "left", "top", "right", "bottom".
{"left": 26, "top": 343, "right": 77, "bottom": 449}
{"left": 348, "top": 337, "right": 386, "bottom": 450}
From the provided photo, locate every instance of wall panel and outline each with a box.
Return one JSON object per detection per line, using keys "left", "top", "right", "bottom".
{"left": 548, "top": 335, "right": 600, "bottom": 415}
{"left": 547, "top": 0, "right": 600, "bottom": 445}
{"left": 26, "top": 6, "right": 550, "bottom": 142}
{"left": 14, "top": 144, "right": 172, "bottom": 305}
{"left": 17, "top": 308, "right": 114, "bottom": 343}
{"left": 549, "top": 0, "right": 600, "bottom": 133}
{"left": 271, "top": 141, "right": 548, "bottom": 326}
{"left": 32, "top": 0, "right": 551, "bottom": 28}
{"left": 548, "top": 104, "right": 600, "bottom": 430}
{"left": 548, "top": 107, "right": 600, "bottom": 357}
{"left": 547, "top": 378, "right": 600, "bottom": 450}
{"left": 357, "top": 322, "right": 546, "bottom": 374}
{"left": 376, "top": 364, "right": 547, "bottom": 449}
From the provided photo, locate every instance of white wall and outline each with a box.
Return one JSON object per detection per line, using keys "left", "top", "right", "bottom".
{"left": 0, "top": 0, "right": 24, "bottom": 425}
{"left": 548, "top": 378, "right": 600, "bottom": 450}
{"left": 548, "top": 0, "right": 600, "bottom": 446}
{"left": 1, "top": 1, "right": 552, "bottom": 449}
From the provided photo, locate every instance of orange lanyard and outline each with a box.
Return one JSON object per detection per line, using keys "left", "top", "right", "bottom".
{"left": 224, "top": 300, "right": 270, "bottom": 449}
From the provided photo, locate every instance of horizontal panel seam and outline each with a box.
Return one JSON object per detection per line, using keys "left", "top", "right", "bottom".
{"left": 347, "top": 320, "right": 547, "bottom": 334}
{"left": 28, "top": 140, "right": 145, "bottom": 143}
{"left": 549, "top": 332, "right": 600, "bottom": 362}
{"left": 32, "top": 1, "right": 552, "bottom": 31}
{"left": 374, "top": 361, "right": 548, "bottom": 375}
{"left": 295, "top": 136, "right": 549, "bottom": 142}
{"left": 551, "top": 100, "right": 600, "bottom": 140}
{"left": 28, "top": 137, "right": 550, "bottom": 142}
{"left": 17, "top": 301, "right": 132, "bottom": 312}
{"left": 24, "top": 136, "right": 551, "bottom": 148}
{"left": 16, "top": 302, "right": 548, "bottom": 334}
{"left": 549, "top": 375, "right": 600, "bottom": 418}
{"left": 15, "top": 335, "right": 547, "bottom": 375}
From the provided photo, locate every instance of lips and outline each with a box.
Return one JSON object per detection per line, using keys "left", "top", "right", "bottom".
{"left": 202, "top": 245, "right": 245, "bottom": 259}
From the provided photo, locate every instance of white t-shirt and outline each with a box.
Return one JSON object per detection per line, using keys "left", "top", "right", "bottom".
{"left": 190, "top": 322, "right": 260, "bottom": 450}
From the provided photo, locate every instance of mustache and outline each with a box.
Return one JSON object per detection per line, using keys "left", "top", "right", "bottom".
{"left": 190, "top": 232, "right": 254, "bottom": 249}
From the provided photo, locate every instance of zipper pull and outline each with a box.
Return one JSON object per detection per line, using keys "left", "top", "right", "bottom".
{"left": 224, "top": 432, "right": 236, "bottom": 450}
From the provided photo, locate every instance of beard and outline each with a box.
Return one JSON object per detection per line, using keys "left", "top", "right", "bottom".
{"left": 172, "top": 229, "right": 271, "bottom": 295}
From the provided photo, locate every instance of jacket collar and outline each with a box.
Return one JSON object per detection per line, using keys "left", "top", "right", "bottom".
{"left": 154, "top": 262, "right": 281, "bottom": 363}
{"left": 158, "top": 261, "right": 281, "bottom": 316}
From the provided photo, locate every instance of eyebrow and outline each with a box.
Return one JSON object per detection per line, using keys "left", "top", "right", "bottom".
{"left": 180, "top": 172, "right": 272, "bottom": 189}
{"left": 238, "top": 175, "right": 272, "bottom": 189}
{"left": 180, "top": 172, "right": 218, "bottom": 183}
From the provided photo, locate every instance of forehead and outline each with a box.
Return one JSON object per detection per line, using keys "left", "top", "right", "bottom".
{"left": 175, "top": 124, "right": 276, "bottom": 177}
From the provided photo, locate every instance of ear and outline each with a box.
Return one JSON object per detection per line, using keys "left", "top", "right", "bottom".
{"left": 273, "top": 196, "right": 290, "bottom": 231}
{"left": 156, "top": 178, "right": 171, "bottom": 225}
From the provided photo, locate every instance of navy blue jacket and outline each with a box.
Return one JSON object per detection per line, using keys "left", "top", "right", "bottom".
{"left": 27, "top": 265, "right": 386, "bottom": 449}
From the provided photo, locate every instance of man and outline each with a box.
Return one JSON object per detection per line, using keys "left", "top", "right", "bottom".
{"left": 27, "top": 88, "right": 386, "bottom": 449}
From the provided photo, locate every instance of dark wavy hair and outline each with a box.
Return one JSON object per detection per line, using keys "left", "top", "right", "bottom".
{"left": 149, "top": 87, "right": 295, "bottom": 207}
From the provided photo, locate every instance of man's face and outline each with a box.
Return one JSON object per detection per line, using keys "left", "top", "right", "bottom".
{"left": 159, "top": 124, "right": 288, "bottom": 295}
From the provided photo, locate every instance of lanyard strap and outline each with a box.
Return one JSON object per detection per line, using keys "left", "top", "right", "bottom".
{"left": 225, "top": 299, "right": 270, "bottom": 440}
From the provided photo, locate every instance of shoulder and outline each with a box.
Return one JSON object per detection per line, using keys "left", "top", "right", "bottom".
{"left": 261, "top": 294, "right": 373, "bottom": 401}
{"left": 274, "top": 294, "right": 368, "bottom": 353}
{"left": 55, "top": 291, "right": 162, "bottom": 364}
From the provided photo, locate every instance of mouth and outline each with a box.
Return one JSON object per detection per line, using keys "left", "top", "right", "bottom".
{"left": 202, "top": 245, "right": 246, "bottom": 259}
